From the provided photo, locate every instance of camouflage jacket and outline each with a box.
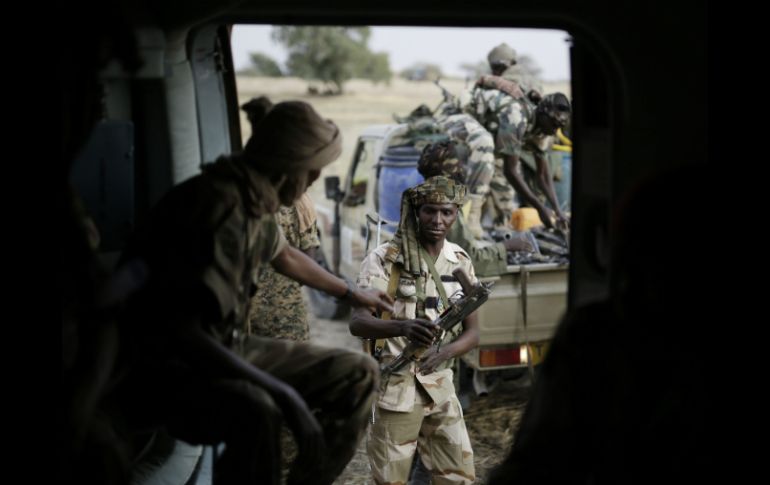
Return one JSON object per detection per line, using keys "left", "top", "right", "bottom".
{"left": 465, "top": 87, "right": 555, "bottom": 169}
{"left": 356, "top": 241, "right": 478, "bottom": 412}
{"left": 248, "top": 195, "right": 320, "bottom": 341}
{"left": 122, "top": 161, "right": 288, "bottom": 349}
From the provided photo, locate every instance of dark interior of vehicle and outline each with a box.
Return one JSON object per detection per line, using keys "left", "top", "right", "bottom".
{"left": 62, "top": 1, "right": 707, "bottom": 482}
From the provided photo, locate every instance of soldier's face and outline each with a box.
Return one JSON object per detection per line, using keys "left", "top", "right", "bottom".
{"left": 417, "top": 203, "right": 458, "bottom": 243}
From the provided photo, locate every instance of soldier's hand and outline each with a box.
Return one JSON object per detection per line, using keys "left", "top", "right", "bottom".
{"left": 418, "top": 346, "right": 450, "bottom": 375}
{"left": 273, "top": 383, "right": 324, "bottom": 471}
{"left": 350, "top": 288, "right": 394, "bottom": 314}
{"left": 399, "top": 318, "right": 437, "bottom": 346}
{"left": 555, "top": 213, "right": 570, "bottom": 234}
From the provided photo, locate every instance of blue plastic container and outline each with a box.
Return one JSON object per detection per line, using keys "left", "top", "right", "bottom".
{"left": 377, "top": 146, "right": 424, "bottom": 223}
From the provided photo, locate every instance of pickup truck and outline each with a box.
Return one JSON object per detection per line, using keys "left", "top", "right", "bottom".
{"left": 312, "top": 123, "right": 568, "bottom": 395}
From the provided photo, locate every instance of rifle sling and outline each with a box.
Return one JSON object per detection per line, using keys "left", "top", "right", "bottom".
{"left": 371, "top": 263, "right": 402, "bottom": 357}
{"left": 419, "top": 246, "right": 450, "bottom": 312}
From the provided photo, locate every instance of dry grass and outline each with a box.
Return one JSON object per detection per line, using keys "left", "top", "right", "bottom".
{"left": 235, "top": 76, "right": 570, "bottom": 205}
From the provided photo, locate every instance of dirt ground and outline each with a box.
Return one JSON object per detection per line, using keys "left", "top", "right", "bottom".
{"left": 308, "top": 312, "right": 532, "bottom": 484}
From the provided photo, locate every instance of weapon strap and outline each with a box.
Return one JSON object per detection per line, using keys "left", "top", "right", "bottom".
{"left": 371, "top": 263, "right": 402, "bottom": 358}
{"left": 419, "top": 246, "right": 450, "bottom": 311}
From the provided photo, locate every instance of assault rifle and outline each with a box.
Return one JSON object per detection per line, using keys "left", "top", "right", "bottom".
{"left": 379, "top": 267, "right": 492, "bottom": 386}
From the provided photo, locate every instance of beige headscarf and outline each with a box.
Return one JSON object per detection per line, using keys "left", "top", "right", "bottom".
{"left": 243, "top": 100, "right": 342, "bottom": 172}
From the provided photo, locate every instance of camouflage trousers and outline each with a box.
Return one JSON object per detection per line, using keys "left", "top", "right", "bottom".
{"left": 439, "top": 114, "right": 495, "bottom": 197}
{"left": 367, "top": 386, "right": 475, "bottom": 485}
{"left": 486, "top": 156, "right": 517, "bottom": 227}
{"left": 240, "top": 336, "right": 380, "bottom": 484}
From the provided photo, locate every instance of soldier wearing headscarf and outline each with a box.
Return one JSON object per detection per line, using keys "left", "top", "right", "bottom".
{"left": 116, "top": 100, "right": 393, "bottom": 485}
{"left": 240, "top": 97, "right": 322, "bottom": 343}
{"left": 351, "top": 176, "right": 480, "bottom": 484}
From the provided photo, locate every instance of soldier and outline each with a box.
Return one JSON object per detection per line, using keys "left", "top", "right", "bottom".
{"left": 436, "top": 112, "right": 496, "bottom": 239}
{"left": 418, "top": 140, "right": 536, "bottom": 276}
{"left": 248, "top": 194, "right": 320, "bottom": 340}
{"left": 488, "top": 42, "right": 517, "bottom": 74}
{"left": 116, "top": 101, "right": 394, "bottom": 485}
{"left": 398, "top": 96, "right": 496, "bottom": 239}
{"left": 465, "top": 82, "right": 572, "bottom": 233}
{"left": 485, "top": 42, "right": 542, "bottom": 95}
{"left": 350, "top": 176, "right": 479, "bottom": 485}
{"left": 241, "top": 96, "right": 321, "bottom": 342}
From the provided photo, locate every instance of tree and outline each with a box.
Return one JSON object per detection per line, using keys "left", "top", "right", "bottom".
{"left": 357, "top": 52, "right": 392, "bottom": 85}
{"left": 399, "top": 63, "right": 443, "bottom": 81}
{"left": 247, "top": 52, "right": 283, "bottom": 77}
{"left": 517, "top": 54, "right": 543, "bottom": 79}
{"left": 272, "top": 26, "right": 391, "bottom": 94}
{"left": 459, "top": 61, "right": 490, "bottom": 80}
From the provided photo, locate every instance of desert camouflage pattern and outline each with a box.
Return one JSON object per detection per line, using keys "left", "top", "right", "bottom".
{"left": 367, "top": 391, "right": 474, "bottom": 485}
{"left": 357, "top": 241, "right": 477, "bottom": 484}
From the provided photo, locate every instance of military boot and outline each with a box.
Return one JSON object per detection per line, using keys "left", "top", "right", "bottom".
{"left": 466, "top": 194, "right": 486, "bottom": 239}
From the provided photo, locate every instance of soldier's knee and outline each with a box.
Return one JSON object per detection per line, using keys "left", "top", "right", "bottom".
{"left": 344, "top": 351, "right": 379, "bottom": 387}
{"left": 232, "top": 381, "right": 283, "bottom": 429}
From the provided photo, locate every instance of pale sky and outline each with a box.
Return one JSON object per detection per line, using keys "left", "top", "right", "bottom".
{"left": 232, "top": 25, "right": 572, "bottom": 81}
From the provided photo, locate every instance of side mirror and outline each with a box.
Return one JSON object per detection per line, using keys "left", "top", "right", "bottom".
{"left": 325, "top": 176, "right": 343, "bottom": 201}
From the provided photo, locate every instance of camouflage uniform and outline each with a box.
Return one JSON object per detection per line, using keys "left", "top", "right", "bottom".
{"left": 465, "top": 87, "right": 559, "bottom": 221}
{"left": 500, "top": 64, "right": 544, "bottom": 95}
{"left": 118, "top": 157, "right": 377, "bottom": 485}
{"left": 463, "top": 88, "right": 521, "bottom": 226}
{"left": 248, "top": 194, "right": 320, "bottom": 341}
{"left": 437, "top": 113, "right": 495, "bottom": 197}
{"left": 357, "top": 240, "right": 477, "bottom": 485}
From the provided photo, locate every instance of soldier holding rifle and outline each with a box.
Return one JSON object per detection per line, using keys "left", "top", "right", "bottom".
{"left": 350, "top": 176, "right": 485, "bottom": 485}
